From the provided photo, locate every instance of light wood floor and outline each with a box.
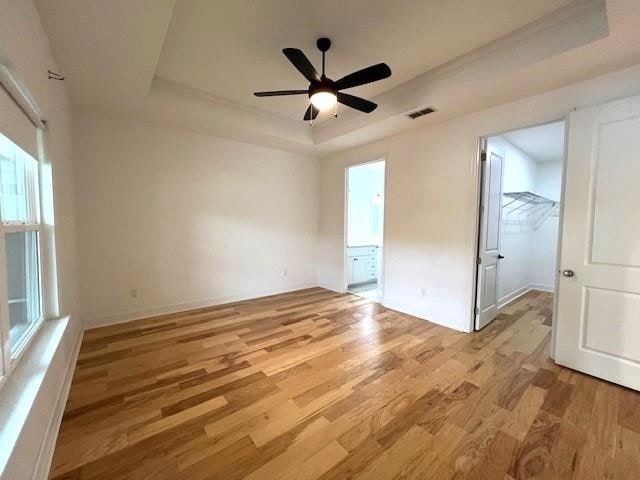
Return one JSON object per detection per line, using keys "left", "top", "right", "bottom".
{"left": 50, "top": 288, "right": 640, "bottom": 479}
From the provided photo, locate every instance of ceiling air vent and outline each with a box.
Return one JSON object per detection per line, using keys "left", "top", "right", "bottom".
{"left": 407, "top": 107, "right": 435, "bottom": 119}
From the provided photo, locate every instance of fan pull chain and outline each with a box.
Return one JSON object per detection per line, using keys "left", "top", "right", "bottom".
{"left": 334, "top": 102, "right": 338, "bottom": 118}
{"left": 309, "top": 100, "right": 313, "bottom": 126}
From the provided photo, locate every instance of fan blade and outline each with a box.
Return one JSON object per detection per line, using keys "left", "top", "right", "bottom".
{"left": 335, "top": 63, "right": 391, "bottom": 90}
{"left": 337, "top": 92, "right": 377, "bottom": 113}
{"left": 254, "top": 90, "right": 308, "bottom": 97}
{"left": 303, "top": 104, "right": 319, "bottom": 121}
{"left": 283, "top": 48, "right": 321, "bottom": 83}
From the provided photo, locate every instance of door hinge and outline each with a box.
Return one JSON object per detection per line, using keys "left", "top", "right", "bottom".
{"left": 477, "top": 257, "right": 482, "bottom": 265}
{"left": 480, "top": 151, "right": 487, "bottom": 162}
{"left": 474, "top": 306, "right": 479, "bottom": 315}
{"left": 479, "top": 205, "right": 484, "bottom": 214}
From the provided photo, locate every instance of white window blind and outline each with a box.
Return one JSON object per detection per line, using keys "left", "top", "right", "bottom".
{"left": 0, "top": 85, "right": 39, "bottom": 160}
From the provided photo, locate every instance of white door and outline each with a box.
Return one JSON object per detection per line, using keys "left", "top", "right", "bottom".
{"left": 555, "top": 94, "right": 640, "bottom": 391}
{"left": 475, "top": 142, "right": 504, "bottom": 330}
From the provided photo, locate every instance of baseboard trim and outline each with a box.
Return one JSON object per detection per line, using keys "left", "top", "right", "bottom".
{"left": 31, "top": 329, "right": 83, "bottom": 480}
{"left": 381, "top": 297, "right": 467, "bottom": 333}
{"left": 498, "top": 284, "right": 555, "bottom": 310}
{"left": 530, "top": 283, "right": 554, "bottom": 293}
{"left": 85, "top": 283, "right": 320, "bottom": 328}
{"left": 497, "top": 286, "right": 532, "bottom": 310}
{"left": 318, "top": 283, "right": 346, "bottom": 294}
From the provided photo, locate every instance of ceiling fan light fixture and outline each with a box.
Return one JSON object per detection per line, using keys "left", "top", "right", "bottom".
{"left": 310, "top": 90, "right": 337, "bottom": 110}
{"left": 254, "top": 38, "right": 391, "bottom": 121}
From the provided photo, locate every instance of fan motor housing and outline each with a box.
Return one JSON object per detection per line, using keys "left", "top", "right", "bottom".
{"left": 316, "top": 37, "right": 331, "bottom": 52}
{"left": 309, "top": 77, "right": 336, "bottom": 98}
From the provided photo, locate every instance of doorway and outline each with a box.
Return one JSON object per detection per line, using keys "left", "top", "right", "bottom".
{"left": 345, "top": 160, "right": 385, "bottom": 301}
{"left": 474, "top": 121, "right": 565, "bottom": 330}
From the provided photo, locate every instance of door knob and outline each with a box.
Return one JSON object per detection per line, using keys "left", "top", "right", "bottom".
{"left": 498, "top": 254, "right": 505, "bottom": 259}
{"left": 562, "top": 270, "right": 575, "bottom": 277}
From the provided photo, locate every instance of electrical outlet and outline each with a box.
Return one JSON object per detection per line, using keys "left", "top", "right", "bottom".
{"left": 130, "top": 289, "right": 138, "bottom": 299}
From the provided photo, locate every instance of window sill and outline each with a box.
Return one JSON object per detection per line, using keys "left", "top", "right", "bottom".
{"left": 0, "top": 315, "right": 81, "bottom": 479}
{"left": 8, "top": 314, "right": 46, "bottom": 372}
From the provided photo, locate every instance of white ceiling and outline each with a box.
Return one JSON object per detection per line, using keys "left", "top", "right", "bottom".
{"left": 155, "top": 0, "right": 574, "bottom": 122}
{"left": 34, "top": 0, "right": 175, "bottom": 112}
{"left": 33, "top": 1, "right": 640, "bottom": 155}
{"left": 502, "top": 121, "right": 565, "bottom": 162}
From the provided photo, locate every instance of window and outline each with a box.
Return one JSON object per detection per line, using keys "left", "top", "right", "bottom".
{"left": 0, "top": 131, "right": 42, "bottom": 359}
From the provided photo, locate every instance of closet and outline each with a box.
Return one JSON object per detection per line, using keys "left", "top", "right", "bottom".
{"left": 475, "top": 121, "right": 565, "bottom": 330}
{"left": 493, "top": 123, "right": 564, "bottom": 309}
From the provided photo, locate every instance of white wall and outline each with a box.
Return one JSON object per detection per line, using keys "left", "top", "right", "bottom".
{"left": 535, "top": 160, "right": 563, "bottom": 201}
{"left": 491, "top": 136, "right": 537, "bottom": 305}
{"left": 532, "top": 160, "right": 563, "bottom": 289}
{"left": 319, "top": 65, "right": 640, "bottom": 332}
{"left": 73, "top": 110, "right": 319, "bottom": 327}
{"left": 0, "top": 1, "right": 78, "bottom": 319}
{"left": 0, "top": 1, "right": 81, "bottom": 478}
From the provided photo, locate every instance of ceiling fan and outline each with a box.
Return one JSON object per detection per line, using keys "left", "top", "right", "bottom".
{"left": 254, "top": 37, "right": 391, "bottom": 122}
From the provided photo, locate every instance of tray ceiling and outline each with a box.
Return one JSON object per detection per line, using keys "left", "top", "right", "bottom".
{"left": 155, "top": 0, "right": 574, "bottom": 121}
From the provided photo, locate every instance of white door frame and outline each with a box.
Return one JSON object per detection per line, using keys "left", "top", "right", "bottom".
{"left": 343, "top": 158, "right": 387, "bottom": 299}
{"left": 469, "top": 119, "right": 569, "bottom": 356}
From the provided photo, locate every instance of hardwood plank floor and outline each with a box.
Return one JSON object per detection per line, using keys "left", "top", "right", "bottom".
{"left": 50, "top": 288, "right": 640, "bottom": 479}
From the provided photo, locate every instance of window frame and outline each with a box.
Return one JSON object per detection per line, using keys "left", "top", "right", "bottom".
{"left": 0, "top": 131, "right": 46, "bottom": 387}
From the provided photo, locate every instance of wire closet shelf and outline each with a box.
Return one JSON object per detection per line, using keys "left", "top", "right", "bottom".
{"left": 502, "top": 191, "right": 559, "bottom": 229}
